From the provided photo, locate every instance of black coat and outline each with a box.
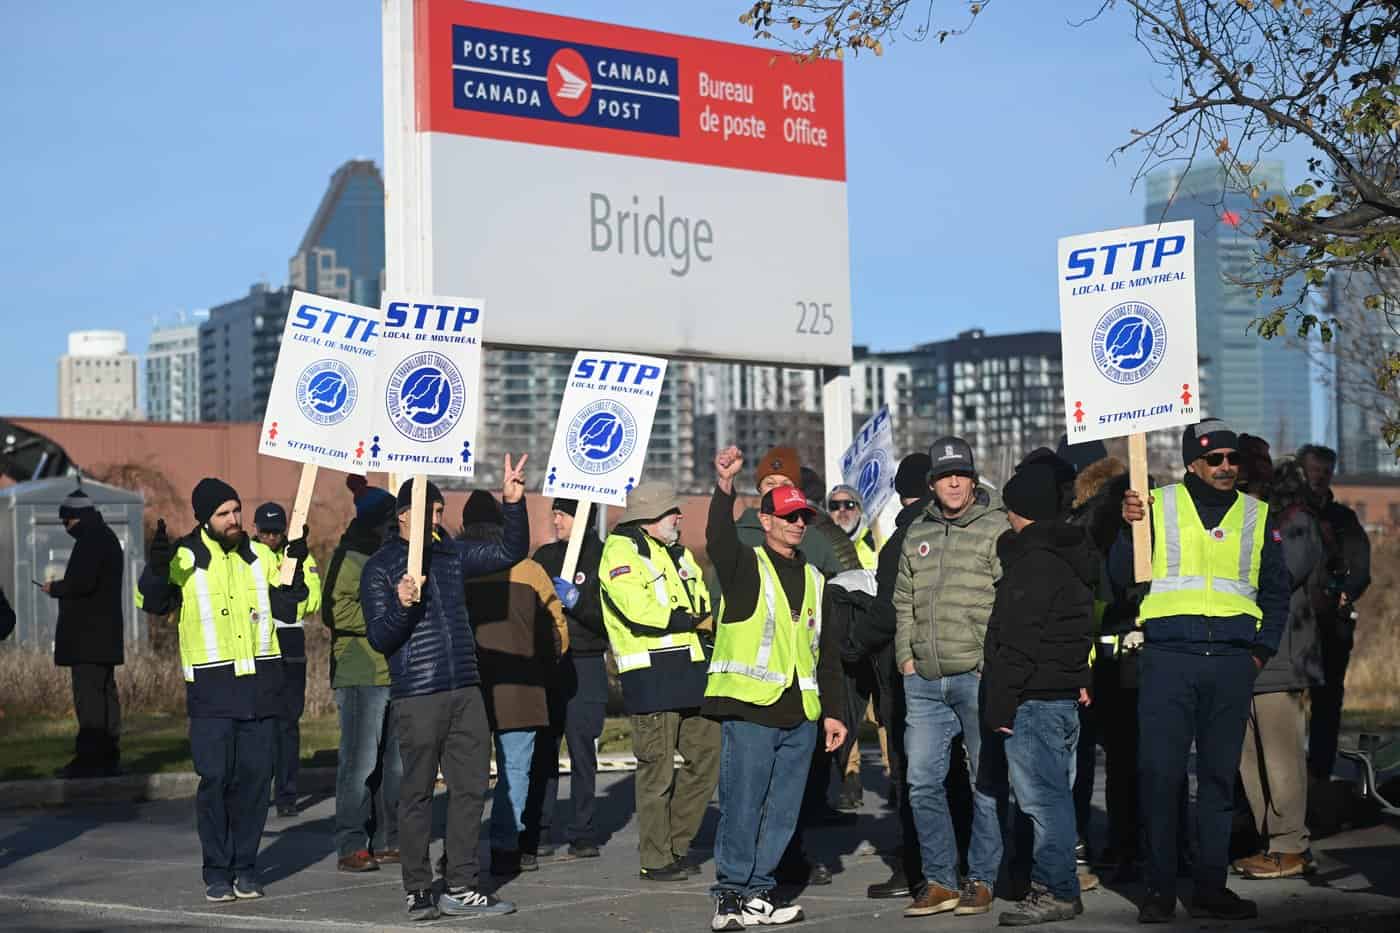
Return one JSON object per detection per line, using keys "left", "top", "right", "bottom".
{"left": 534, "top": 530, "right": 608, "bottom": 656}
{"left": 49, "top": 511, "right": 126, "bottom": 666}
{"left": 981, "top": 520, "right": 1098, "bottom": 732}
{"left": 0, "top": 586, "right": 14, "bottom": 641}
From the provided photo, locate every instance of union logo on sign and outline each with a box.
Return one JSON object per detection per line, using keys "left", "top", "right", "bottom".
{"left": 1091, "top": 300, "right": 1168, "bottom": 386}
{"left": 295, "top": 360, "right": 357, "bottom": 427}
{"left": 385, "top": 351, "right": 466, "bottom": 442}
{"left": 566, "top": 399, "right": 638, "bottom": 475}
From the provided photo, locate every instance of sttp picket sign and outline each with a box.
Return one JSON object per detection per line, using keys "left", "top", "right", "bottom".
{"left": 840, "top": 405, "right": 897, "bottom": 529}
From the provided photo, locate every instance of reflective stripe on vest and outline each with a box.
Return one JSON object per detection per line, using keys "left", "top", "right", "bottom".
{"left": 1139, "top": 484, "right": 1266, "bottom": 625}
{"left": 602, "top": 533, "right": 706, "bottom": 673}
{"left": 180, "top": 538, "right": 276, "bottom": 681}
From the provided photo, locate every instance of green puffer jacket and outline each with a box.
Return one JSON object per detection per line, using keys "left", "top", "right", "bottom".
{"left": 894, "top": 487, "right": 1005, "bottom": 680}
{"left": 327, "top": 548, "right": 391, "bottom": 688}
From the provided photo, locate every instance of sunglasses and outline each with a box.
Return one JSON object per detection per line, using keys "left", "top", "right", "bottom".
{"left": 773, "top": 512, "right": 809, "bottom": 525}
{"left": 1203, "top": 452, "right": 1241, "bottom": 467}
{"left": 827, "top": 500, "right": 860, "bottom": 511}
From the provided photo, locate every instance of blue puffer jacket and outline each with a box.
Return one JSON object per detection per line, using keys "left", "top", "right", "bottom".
{"left": 363, "top": 500, "right": 529, "bottom": 700}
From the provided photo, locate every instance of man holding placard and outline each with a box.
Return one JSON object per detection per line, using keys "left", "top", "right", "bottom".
{"left": 1116, "top": 420, "right": 1289, "bottom": 923}
{"left": 362, "top": 457, "right": 530, "bottom": 921}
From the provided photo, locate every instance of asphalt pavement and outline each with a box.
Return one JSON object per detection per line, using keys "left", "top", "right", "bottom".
{"left": 2, "top": 755, "right": 1399, "bottom": 932}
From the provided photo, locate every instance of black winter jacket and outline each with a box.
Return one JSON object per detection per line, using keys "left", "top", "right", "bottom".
{"left": 534, "top": 530, "right": 608, "bottom": 657}
{"left": 981, "top": 521, "right": 1097, "bottom": 732}
{"left": 363, "top": 501, "right": 528, "bottom": 700}
{"left": 49, "top": 512, "right": 126, "bottom": 666}
{"left": 0, "top": 586, "right": 15, "bottom": 641}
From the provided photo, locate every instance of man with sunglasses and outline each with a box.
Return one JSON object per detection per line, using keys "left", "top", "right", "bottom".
{"left": 1116, "top": 419, "right": 1289, "bottom": 924}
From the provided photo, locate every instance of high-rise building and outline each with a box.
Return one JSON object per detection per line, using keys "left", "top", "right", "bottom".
{"left": 1326, "top": 272, "right": 1400, "bottom": 475}
{"left": 58, "top": 331, "right": 139, "bottom": 420}
{"left": 1145, "top": 163, "right": 1313, "bottom": 450}
{"left": 289, "top": 160, "right": 386, "bottom": 308}
{"left": 199, "top": 283, "right": 294, "bottom": 422}
{"left": 851, "top": 350, "right": 918, "bottom": 455}
{"left": 144, "top": 314, "right": 204, "bottom": 423}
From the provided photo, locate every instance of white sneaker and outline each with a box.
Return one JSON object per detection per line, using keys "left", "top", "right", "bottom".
{"left": 743, "top": 890, "right": 803, "bottom": 925}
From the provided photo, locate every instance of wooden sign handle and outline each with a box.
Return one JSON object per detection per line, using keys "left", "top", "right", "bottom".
{"left": 279, "top": 464, "right": 319, "bottom": 586}
{"left": 1128, "top": 433, "right": 1152, "bottom": 584}
{"left": 405, "top": 475, "right": 427, "bottom": 600}
{"left": 559, "top": 499, "right": 592, "bottom": 582}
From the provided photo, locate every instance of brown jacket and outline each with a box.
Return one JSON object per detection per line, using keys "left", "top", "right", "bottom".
{"left": 465, "top": 558, "right": 568, "bottom": 731}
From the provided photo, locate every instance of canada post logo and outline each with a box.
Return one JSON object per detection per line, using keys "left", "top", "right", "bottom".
{"left": 452, "top": 25, "right": 679, "bottom": 136}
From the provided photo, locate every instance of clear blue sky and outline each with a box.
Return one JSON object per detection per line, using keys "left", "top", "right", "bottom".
{"left": 0, "top": 0, "right": 1306, "bottom": 420}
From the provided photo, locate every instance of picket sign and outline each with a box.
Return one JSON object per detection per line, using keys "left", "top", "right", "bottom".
{"left": 560, "top": 501, "right": 591, "bottom": 582}
{"left": 405, "top": 475, "right": 428, "bottom": 599}
{"left": 278, "top": 464, "right": 320, "bottom": 585}
{"left": 1128, "top": 433, "right": 1152, "bottom": 583}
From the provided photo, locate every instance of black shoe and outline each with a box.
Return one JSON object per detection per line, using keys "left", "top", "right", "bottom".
{"left": 639, "top": 861, "right": 689, "bottom": 882}
{"left": 676, "top": 851, "right": 706, "bottom": 876}
{"left": 1189, "top": 887, "right": 1257, "bottom": 921}
{"left": 835, "top": 773, "right": 864, "bottom": 810}
{"left": 776, "top": 857, "right": 832, "bottom": 886}
{"left": 808, "top": 861, "right": 833, "bottom": 886}
{"left": 1137, "top": 892, "right": 1176, "bottom": 924}
{"left": 569, "top": 841, "right": 600, "bottom": 859}
{"left": 867, "top": 871, "right": 912, "bottom": 899}
{"left": 534, "top": 842, "right": 557, "bottom": 857}
{"left": 405, "top": 889, "right": 440, "bottom": 922}
{"left": 518, "top": 851, "right": 539, "bottom": 872}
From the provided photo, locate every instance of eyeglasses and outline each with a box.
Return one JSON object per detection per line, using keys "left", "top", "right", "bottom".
{"left": 827, "top": 500, "right": 859, "bottom": 512}
{"left": 774, "top": 512, "right": 809, "bottom": 525}
{"left": 1203, "top": 452, "right": 1241, "bottom": 466}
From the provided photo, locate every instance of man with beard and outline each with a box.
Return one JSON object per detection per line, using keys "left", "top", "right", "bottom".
{"left": 252, "top": 501, "right": 323, "bottom": 818}
{"left": 1118, "top": 420, "right": 1289, "bottom": 923}
{"left": 44, "top": 488, "right": 127, "bottom": 778}
{"left": 599, "top": 481, "right": 719, "bottom": 883}
{"left": 137, "top": 478, "right": 310, "bottom": 902}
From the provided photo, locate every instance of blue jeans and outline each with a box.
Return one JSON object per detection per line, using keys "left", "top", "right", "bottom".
{"left": 334, "top": 686, "right": 402, "bottom": 858}
{"left": 712, "top": 718, "right": 816, "bottom": 897}
{"left": 1005, "top": 700, "right": 1080, "bottom": 902}
{"left": 904, "top": 670, "right": 1004, "bottom": 890}
{"left": 491, "top": 729, "right": 537, "bottom": 850}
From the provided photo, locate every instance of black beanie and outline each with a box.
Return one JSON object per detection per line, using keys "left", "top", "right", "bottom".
{"left": 59, "top": 488, "right": 95, "bottom": 521}
{"left": 396, "top": 479, "right": 445, "bottom": 514}
{"left": 552, "top": 497, "right": 579, "bottom": 516}
{"left": 461, "top": 490, "right": 503, "bottom": 527}
{"left": 1182, "top": 419, "right": 1240, "bottom": 467}
{"left": 1002, "top": 463, "right": 1061, "bottom": 522}
{"left": 894, "top": 453, "right": 933, "bottom": 498}
{"left": 192, "top": 477, "right": 240, "bottom": 524}
{"left": 1016, "top": 447, "right": 1076, "bottom": 489}
{"left": 1055, "top": 434, "right": 1108, "bottom": 475}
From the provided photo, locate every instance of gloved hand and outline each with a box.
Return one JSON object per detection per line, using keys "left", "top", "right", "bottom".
{"left": 666, "top": 608, "right": 698, "bottom": 633}
{"left": 285, "top": 526, "right": 310, "bottom": 562}
{"left": 552, "top": 577, "right": 580, "bottom": 610}
{"left": 148, "top": 519, "right": 173, "bottom": 576}
{"left": 1121, "top": 630, "right": 1145, "bottom": 653}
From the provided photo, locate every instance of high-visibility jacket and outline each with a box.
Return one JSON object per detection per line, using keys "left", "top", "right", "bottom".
{"left": 706, "top": 547, "right": 825, "bottom": 721}
{"left": 854, "top": 532, "right": 878, "bottom": 571}
{"left": 137, "top": 529, "right": 283, "bottom": 682}
{"left": 1138, "top": 483, "right": 1267, "bottom": 626}
{"left": 266, "top": 549, "right": 322, "bottom": 626}
{"left": 600, "top": 531, "right": 709, "bottom": 673}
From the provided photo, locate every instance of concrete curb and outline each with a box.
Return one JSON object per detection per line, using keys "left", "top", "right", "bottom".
{"left": 0, "top": 753, "right": 669, "bottom": 810}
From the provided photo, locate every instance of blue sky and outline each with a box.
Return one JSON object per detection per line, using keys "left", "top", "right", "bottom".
{"left": 1, "top": 1, "right": 1314, "bottom": 423}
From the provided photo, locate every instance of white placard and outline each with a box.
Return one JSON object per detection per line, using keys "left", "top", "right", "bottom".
{"left": 365, "top": 295, "right": 485, "bottom": 477}
{"left": 840, "top": 405, "right": 897, "bottom": 522}
{"left": 541, "top": 352, "right": 669, "bottom": 507}
{"left": 1058, "top": 220, "right": 1201, "bottom": 442}
{"left": 259, "top": 290, "right": 380, "bottom": 472}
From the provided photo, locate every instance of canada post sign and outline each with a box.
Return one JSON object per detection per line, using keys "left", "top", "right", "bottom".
{"left": 390, "top": 0, "right": 852, "bottom": 368}
{"left": 453, "top": 26, "right": 679, "bottom": 136}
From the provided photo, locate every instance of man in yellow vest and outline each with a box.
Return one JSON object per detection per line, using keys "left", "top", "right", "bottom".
{"left": 705, "top": 446, "right": 849, "bottom": 931}
{"left": 137, "top": 477, "right": 310, "bottom": 903}
{"left": 1117, "top": 420, "right": 1289, "bottom": 924}
{"left": 599, "top": 481, "right": 720, "bottom": 883}
{"left": 253, "top": 501, "right": 322, "bottom": 818}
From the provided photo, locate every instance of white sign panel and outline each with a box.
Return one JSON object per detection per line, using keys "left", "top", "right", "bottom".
{"left": 384, "top": 0, "right": 851, "bottom": 367}
{"left": 840, "top": 405, "right": 897, "bottom": 522}
{"left": 542, "top": 352, "right": 669, "bottom": 507}
{"left": 1058, "top": 220, "right": 1201, "bottom": 443}
{"left": 366, "top": 295, "right": 485, "bottom": 478}
{"left": 259, "top": 290, "right": 379, "bottom": 472}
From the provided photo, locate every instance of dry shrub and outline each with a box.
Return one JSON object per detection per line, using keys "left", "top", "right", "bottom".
{"left": 1345, "top": 535, "right": 1400, "bottom": 713}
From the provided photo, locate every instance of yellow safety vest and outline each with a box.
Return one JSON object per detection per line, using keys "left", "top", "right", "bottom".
{"left": 266, "top": 550, "right": 322, "bottom": 626}
{"left": 600, "top": 531, "right": 709, "bottom": 673}
{"left": 854, "top": 534, "right": 878, "bottom": 571}
{"left": 1138, "top": 483, "right": 1267, "bottom": 626}
{"left": 136, "top": 529, "right": 282, "bottom": 682}
{"left": 706, "top": 547, "right": 825, "bottom": 721}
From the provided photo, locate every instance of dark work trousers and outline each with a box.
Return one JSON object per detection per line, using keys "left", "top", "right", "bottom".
{"left": 883, "top": 670, "right": 925, "bottom": 885}
{"left": 1094, "top": 666, "right": 1141, "bottom": 861}
{"left": 273, "top": 659, "right": 307, "bottom": 808}
{"left": 1138, "top": 646, "right": 1255, "bottom": 899}
{"left": 1072, "top": 700, "right": 1098, "bottom": 850}
{"left": 835, "top": 659, "right": 877, "bottom": 779}
{"left": 394, "top": 686, "right": 491, "bottom": 893}
{"left": 190, "top": 716, "right": 275, "bottom": 886}
{"left": 1308, "top": 613, "right": 1355, "bottom": 780}
{"left": 533, "top": 653, "right": 609, "bottom": 849}
{"left": 71, "top": 663, "right": 121, "bottom": 769}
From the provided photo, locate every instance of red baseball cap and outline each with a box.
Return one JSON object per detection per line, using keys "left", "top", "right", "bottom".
{"left": 762, "top": 486, "right": 815, "bottom": 519}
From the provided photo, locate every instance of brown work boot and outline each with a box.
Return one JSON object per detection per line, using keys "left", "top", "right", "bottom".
{"left": 953, "top": 879, "right": 993, "bottom": 915}
{"left": 337, "top": 849, "right": 380, "bottom": 873}
{"left": 374, "top": 848, "right": 401, "bottom": 865}
{"left": 904, "top": 882, "right": 961, "bottom": 917}
{"left": 1237, "top": 851, "right": 1307, "bottom": 879}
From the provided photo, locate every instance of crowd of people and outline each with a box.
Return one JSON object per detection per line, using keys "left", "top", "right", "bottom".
{"left": 9, "top": 417, "right": 1373, "bottom": 928}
